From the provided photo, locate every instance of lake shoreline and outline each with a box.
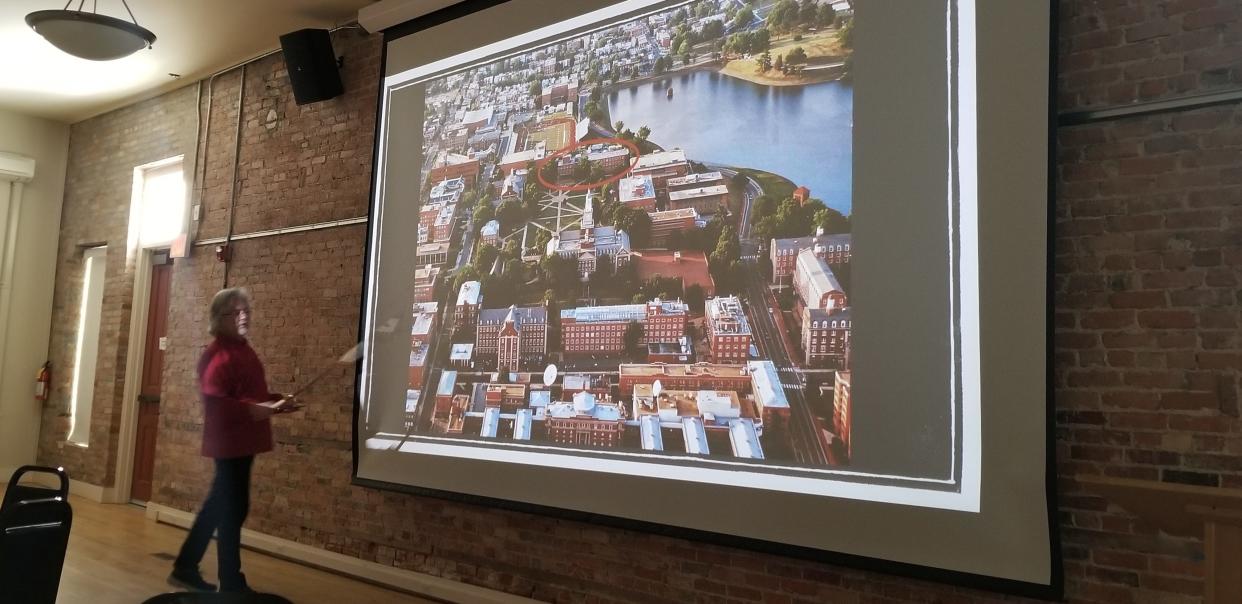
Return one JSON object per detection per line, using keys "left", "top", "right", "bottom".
{"left": 605, "top": 68, "right": 853, "bottom": 216}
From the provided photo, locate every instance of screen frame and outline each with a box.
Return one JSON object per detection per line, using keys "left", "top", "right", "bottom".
{"left": 350, "top": 0, "right": 1063, "bottom": 598}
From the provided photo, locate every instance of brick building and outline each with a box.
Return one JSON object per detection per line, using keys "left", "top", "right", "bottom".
{"left": 475, "top": 304, "right": 547, "bottom": 372}
{"left": 646, "top": 207, "right": 698, "bottom": 246}
{"left": 833, "top": 370, "right": 852, "bottom": 460}
{"left": 416, "top": 242, "right": 450, "bottom": 266}
{"left": 705, "top": 296, "right": 751, "bottom": 364}
{"left": 479, "top": 219, "right": 500, "bottom": 247}
{"left": 666, "top": 185, "right": 728, "bottom": 214}
{"left": 770, "top": 230, "right": 851, "bottom": 286}
{"left": 408, "top": 302, "right": 439, "bottom": 388}
{"left": 560, "top": 299, "right": 688, "bottom": 356}
{"left": 617, "top": 174, "right": 656, "bottom": 211}
{"left": 803, "top": 307, "right": 851, "bottom": 368}
{"left": 544, "top": 392, "right": 625, "bottom": 448}
{"left": 794, "top": 247, "right": 847, "bottom": 311}
{"left": 413, "top": 265, "right": 440, "bottom": 303}
{"left": 454, "top": 280, "right": 481, "bottom": 330}
{"left": 792, "top": 185, "right": 811, "bottom": 205}
{"left": 629, "top": 149, "right": 689, "bottom": 194}
{"left": 427, "top": 153, "right": 480, "bottom": 187}
{"left": 432, "top": 203, "right": 457, "bottom": 242}
{"left": 618, "top": 363, "right": 753, "bottom": 396}
{"left": 586, "top": 144, "right": 630, "bottom": 171}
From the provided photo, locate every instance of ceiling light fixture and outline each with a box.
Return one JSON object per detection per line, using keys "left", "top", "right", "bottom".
{"left": 25, "top": 0, "right": 156, "bottom": 62}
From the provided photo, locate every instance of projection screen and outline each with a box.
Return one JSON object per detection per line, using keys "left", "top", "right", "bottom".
{"left": 356, "top": 0, "right": 1056, "bottom": 594}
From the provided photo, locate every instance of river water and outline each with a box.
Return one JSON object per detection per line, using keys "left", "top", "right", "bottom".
{"left": 607, "top": 69, "right": 853, "bottom": 214}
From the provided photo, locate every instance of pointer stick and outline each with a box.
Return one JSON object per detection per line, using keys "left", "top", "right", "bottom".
{"left": 288, "top": 342, "right": 365, "bottom": 399}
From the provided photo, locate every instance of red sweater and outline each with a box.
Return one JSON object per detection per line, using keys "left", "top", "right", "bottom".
{"left": 198, "top": 336, "right": 277, "bottom": 459}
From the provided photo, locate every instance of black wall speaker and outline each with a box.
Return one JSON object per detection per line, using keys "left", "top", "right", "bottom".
{"left": 279, "top": 29, "right": 344, "bottom": 105}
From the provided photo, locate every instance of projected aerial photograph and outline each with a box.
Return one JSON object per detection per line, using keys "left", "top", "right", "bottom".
{"left": 397, "top": 0, "right": 855, "bottom": 470}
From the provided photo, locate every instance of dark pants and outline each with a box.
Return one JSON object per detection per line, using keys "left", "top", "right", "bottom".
{"left": 175, "top": 455, "right": 254, "bottom": 590}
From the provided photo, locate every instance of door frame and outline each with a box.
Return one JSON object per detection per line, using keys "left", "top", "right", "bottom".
{"left": 111, "top": 248, "right": 163, "bottom": 504}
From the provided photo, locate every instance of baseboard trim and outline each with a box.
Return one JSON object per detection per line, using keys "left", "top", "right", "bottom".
{"left": 145, "top": 503, "right": 539, "bottom": 604}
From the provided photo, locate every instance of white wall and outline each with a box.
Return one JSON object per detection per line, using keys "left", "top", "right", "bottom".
{"left": 0, "top": 108, "right": 68, "bottom": 473}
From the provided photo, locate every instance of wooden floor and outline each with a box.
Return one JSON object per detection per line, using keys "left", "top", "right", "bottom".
{"left": 23, "top": 492, "right": 437, "bottom": 603}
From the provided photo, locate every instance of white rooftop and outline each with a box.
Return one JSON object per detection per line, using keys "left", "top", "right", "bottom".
{"left": 668, "top": 185, "right": 729, "bottom": 201}
{"left": 450, "top": 343, "right": 474, "bottom": 361}
{"left": 728, "top": 419, "right": 764, "bottom": 459}
{"left": 457, "top": 280, "right": 481, "bottom": 306}
{"left": 561, "top": 300, "right": 687, "bottom": 323}
{"left": 748, "top": 361, "right": 790, "bottom": 410}
{"left": 667, "top": 172, "right": 723, "bottom": 187}
{"left": 706, "top": 296, "right": 751, "bottom": 336}
{"left": 633, "top": 149, "right": 688, "bottom": 170}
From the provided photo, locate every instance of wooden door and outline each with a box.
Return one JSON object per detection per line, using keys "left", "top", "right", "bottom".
{"left": 131, "top": 252, "right": 172, "bottom": 502}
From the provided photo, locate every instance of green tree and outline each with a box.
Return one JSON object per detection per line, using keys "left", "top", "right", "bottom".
{"left": 497, "top": 199, "right": 525, "bottom": 233}
{"left": 813, "top": 206, "right": 850, "bottom": 235}
{"left": 702, "top": 20, "right": 725, "bottom": 40}
{"left": 528, "top": 79, "right": 542, "bottom": 100}
{"left": 768, "top": 0, "right": 799, "bottom": 33}
{"left": 475, "top": 244, "right": 499, "bottom": 274}
{"left": 637, "top": 125, "right": 651, "bottom": 142}
{"left": 614, "top": 120, "right": 625, "bottom": 133}
{"left": 817, "top": 4, "right": 837, "bottom": 27}
{"left": 685, "top": 284, "right": 706, "bottom": 312}
{"left": 838, "top": 17, "right": 854, "bottom": 49}
{"left": 774, "top": 53, "right": 784, "bottom": 72}
{"left": 786, "top": 46, "right": 808, "bottom": 65}
{"left": 751, "top": 29, "right": 771, "bottom": 53}
{"left": 540, "top": 160, "right": 559, "bottom": 186}
{"left": 759, "top": 50, "right": 772, "bottom": 72}
{"left": 454, "top": 265, "right": 480, "bottom": 291}
{"left": 541, "top": 254, "right": 581, "bottom": 298}
{"left": 502, "top": 239, "right": 521, "bottom": 261}
{"left": 800, "top": 0, "right": 819, "bottom": 25}
{"left": 613, "top": 207, "right": 653, "bottom": 249}
{"left": 732, "top": 6, "right": 754, "bottom": 29}
{"left": 709, "top": 224, "right": 741, "bottom": 288}
{"left": 473, "top": 202, "right": 495, "bottom": 228}
{"left": 588, "top": 162, "right": 605, "bottom": 183}
{"left": 532, "top": 228, "right": 552, "bottom": 254}
{"left": 624, "top": 321, "right": 645, "bottom": 358}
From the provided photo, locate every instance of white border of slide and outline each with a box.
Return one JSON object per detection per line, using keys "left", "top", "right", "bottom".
{"left": 362, "top": 0, "right": 981, "bottom": 512}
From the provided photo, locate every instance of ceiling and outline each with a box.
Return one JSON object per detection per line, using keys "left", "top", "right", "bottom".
{"left": 0, "top": 0, "right": 376, "bottom": 123}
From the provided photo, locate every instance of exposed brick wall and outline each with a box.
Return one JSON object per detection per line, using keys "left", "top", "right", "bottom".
{"left": 38, "top": 86, "right": 197, "bottom": 485}
{"left": 1058, "top": 0, "right": 1242, "bottom": 111}
{"left": 39, "top": 2, "right": 1242, "bottom": 603}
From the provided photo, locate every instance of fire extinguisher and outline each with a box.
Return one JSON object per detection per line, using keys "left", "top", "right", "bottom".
{"left": 35, "top": 362, "right": 50, "bottom": 401}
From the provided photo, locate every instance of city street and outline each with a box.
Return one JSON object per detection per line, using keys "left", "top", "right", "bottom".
{"left": 742, "top": 266, "right": 828, "bottom": 466}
